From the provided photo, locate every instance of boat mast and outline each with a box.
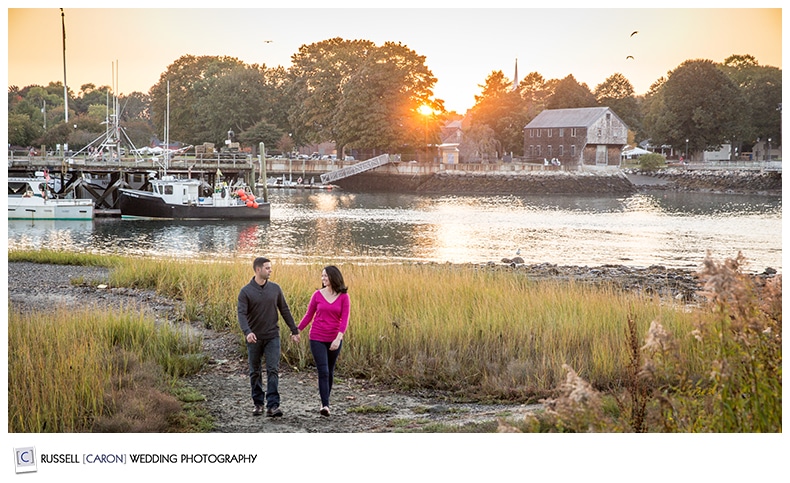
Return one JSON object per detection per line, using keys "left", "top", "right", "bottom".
{"left": 61, "top": 8, "right": 69, "bottom": 155}
{"left": 165, "top": 81, "right": 170, "bottom": 175}
{"left": 114, "top": 60, "right": 120, "bottom": 158}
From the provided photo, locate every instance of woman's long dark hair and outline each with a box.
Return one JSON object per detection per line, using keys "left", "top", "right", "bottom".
{"left": 324, "top": 265, "right": 348, "bottom": 294}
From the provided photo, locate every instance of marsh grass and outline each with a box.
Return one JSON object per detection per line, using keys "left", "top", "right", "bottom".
{"left": 8, "top": 304, "right": 205, "bottom": 432}
{"left": 532, "top": 252, "right": 782, "bottom": 433}
{"left": 12, "top": 249, "right": 775, "bottom": 432}
{"left": 9, "top": 248, "right": 122, "bottom": 266}
{"left": 9, "top": 250, "right": 699, "bottom": 403}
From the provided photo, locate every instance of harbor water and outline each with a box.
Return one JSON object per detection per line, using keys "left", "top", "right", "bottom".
{"left": 7, "top": 189, "right": 782, "bottom": 273}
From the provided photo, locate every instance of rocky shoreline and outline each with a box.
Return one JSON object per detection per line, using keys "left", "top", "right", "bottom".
{"left": 332, "top": 167, "right": 781, "bottom": 196}
{"left": 623, "top": 168, "right": 782, "bottom": 195}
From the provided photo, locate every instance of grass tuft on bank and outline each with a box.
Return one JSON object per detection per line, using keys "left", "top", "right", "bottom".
{"left": 8, "top": 304, "right": 206, "bottom": 433}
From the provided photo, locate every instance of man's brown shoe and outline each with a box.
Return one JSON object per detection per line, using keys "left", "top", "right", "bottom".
{"left": 252, "top": 405, "right": 264, "bottom": 416}
{"left": 266, "top": 405, "right": 283, "bottom": 417}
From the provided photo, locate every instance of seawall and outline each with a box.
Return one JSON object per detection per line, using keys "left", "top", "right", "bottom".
{"left": 331, "top": 168, "right": 782, "bottom": 195}
{"left": 625, "top": 168, "right": 782, "bottom": 194}
{"left": 334, "top": 170, "right": 636, "bottom": 195}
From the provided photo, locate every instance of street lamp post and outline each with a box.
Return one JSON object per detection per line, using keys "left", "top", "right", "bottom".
{"left": 685, "top": 139, "right": 689, "bottom": 162}
{"left": 767, "top": 137, "right": 771, "bottom": 161}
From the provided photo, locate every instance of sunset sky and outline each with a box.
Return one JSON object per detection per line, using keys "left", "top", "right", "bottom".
{"left": 6, "top": 7, "right": 782, "bottom": 113}
{"left": 2, "top": 4, "right": 785, "bottom": 478}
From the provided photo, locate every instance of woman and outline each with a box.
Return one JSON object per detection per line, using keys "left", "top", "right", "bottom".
{"left": 298, "top": 265, "right": 350, "bottom": 417}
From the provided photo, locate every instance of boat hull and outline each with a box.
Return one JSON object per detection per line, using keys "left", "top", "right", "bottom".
{"left": 7, "top": 197, "right": 94, "bottom": 220}
{"left": 119, "top": 189, "right": 270, "bottom": 220}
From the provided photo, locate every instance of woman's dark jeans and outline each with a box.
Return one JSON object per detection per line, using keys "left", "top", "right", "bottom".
{"left": 310, "top": 339, "right": 342, "bottom": 408}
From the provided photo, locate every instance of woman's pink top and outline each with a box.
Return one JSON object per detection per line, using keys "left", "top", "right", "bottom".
{"left": 298, "top": 290, "right": 350, "bottom": 342}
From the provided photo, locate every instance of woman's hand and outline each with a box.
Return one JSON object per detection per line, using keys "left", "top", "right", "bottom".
{"left": 330, "top": 334, "right": 343, "bottom": 351}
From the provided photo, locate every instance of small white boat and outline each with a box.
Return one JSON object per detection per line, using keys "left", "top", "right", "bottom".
{"left": 8, "top": 195, "right": 94, "bottom": 220}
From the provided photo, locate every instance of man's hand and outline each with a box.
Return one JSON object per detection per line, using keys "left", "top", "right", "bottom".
{"left": 246, "top": 332, "right": 257, "bottom": 343}
{"left": 291, "top": 333, "right": 301, "bottom": 343}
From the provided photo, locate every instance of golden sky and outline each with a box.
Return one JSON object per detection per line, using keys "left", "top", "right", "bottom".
{"left": 6, "top": 7, "right": 783, "bottom": 113}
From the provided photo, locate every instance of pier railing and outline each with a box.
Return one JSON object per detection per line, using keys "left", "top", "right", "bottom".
{"left": 319, "top": 154, "right": 394, "bottom": 184}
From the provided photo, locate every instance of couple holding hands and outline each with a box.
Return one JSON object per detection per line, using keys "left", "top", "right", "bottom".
{"left": 237, "top": 257, "right": 349, "bottom": 418}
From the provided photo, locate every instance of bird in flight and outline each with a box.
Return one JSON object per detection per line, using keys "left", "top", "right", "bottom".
{"left": 263, "top": 40, "right": 273, "bottom": 43}
{"left": 630, "top": 31, "right": 638, "bottom": 37}
{"left": 626, "top": 55, "right": 634, "bottom": 60}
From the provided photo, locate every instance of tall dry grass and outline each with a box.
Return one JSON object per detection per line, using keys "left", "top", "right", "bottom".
{"left": 8, "top": 304, "right": 204, "bottom": 432}
{"left": 8, "top": 250, "right": 707, "bottom": 405}
{"left": 536, "top": 252, "right": 782, "bottom": 432}
{"left": 106, "top": 257, "right": 702, "bottom": 400}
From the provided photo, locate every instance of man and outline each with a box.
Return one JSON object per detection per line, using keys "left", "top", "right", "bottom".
{"left": 238, "top": 257, "right": 300, "bottom": 417}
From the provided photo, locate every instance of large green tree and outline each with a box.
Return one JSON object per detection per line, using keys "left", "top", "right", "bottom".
{"left": 546, "top": 74, "right": 597, "bottom": 109}
{"left": 647, "top": 59, "right": 748, "bottom": 155}
{"left": 286, "top": 38, "right": 375, "bottom": 148}
{"left": 149, "top": 55, "right": 249, "bottom": 145}
{"left": 467, "top": 70, "right": 528, "bottom": 157}
{"left": 287, "top": 38, "right": 439, "bottom": 157}
{"left": 192, "top": 63, "right": 270, "bottom": 144}
{"left": 720, "top": 54, "right": 782, "bottom": 148}
{"left": 518, "top": 71, "right": 552, "bottom": 120}
{"left": 335, "top": 41, "right": 439, "bottom": 156}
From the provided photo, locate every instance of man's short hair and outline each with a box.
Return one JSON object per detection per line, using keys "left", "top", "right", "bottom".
{"left": 253, "top": 257, "right": 271, "bottom": 270}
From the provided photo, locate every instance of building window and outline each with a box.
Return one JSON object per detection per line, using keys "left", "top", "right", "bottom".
{"left": 529, "top": 145, "right": 534, "bottom": 157}
{"left": 571, "top": 128, "right": 577, "bottom": 137}
{"left": 537, "top": 129, "right": 541, "bottom": 137}
{"left": 530, "top": 129, "right": 534, "bottom": 138}
{"left": 559, "top": 145, "right": 564, "bottom": 156}
{"left": 559, "top": 128, "right": 564, "bottom": 137}
{"left": 571, "top": 145, "right": 576, "bottom": 157}
{"left": 548, "top": 129, "right": 552, "bottom": 138}
{"left": 548, "top": 145, "right": 553, "bottom": 157}
{"left": 536, "top": 145, "right": 541, "bottom": 157}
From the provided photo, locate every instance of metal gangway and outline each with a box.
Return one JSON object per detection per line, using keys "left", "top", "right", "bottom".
{"left": 320, "top": 154, "right": 396, "bottom": 184}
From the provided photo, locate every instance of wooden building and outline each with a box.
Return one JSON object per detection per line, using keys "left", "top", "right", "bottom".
{"left": 523, "top": 107, "right": 628, "bottom": 168}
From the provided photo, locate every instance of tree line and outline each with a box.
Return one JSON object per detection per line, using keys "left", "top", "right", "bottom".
{"left": 8, "top": 37, "right": 781, "bottom": 162}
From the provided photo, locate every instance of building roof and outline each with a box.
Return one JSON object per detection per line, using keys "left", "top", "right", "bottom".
{"left": 525, "top": 107, "right": 616, "bottom": 129}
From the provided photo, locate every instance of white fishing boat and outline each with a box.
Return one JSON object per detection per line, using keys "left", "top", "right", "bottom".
{"left": 8, "top": 194, "right": 94, "bottom": 220}
{"left": 8, "top": 174, "right": 61, "bottom": 197}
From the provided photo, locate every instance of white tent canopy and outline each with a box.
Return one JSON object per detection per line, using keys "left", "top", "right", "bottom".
{"left": 621, "top": 146, "right": 651, "bottom": 158}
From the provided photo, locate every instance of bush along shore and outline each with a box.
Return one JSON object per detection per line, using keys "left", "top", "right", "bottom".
{"left": 8, "top": 250, "right": 782, "bottom": 432}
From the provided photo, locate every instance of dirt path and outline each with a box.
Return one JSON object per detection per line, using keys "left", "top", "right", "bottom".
{"left": 8, "top": 262, "right": 540, "bottom": 433}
